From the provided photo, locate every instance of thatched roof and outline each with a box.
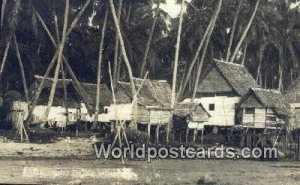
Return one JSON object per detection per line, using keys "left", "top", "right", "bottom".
{"left": 174, "top": 102, "right": 210, "bottom": 122}
{"left": 197, "top": 60, "right": 259, "bottom": 96}
{"left": 28, "top": 76, "right": 78, "bottom": 108}
{"left": 79, "top": 82, "right": 112, "bottom": 107}
{"left": 115, "top": 78, "right": 172, "bottom": 109}
{"left": 240, "top": 88, "right": 290, "bottom": 116}
{"left": 284, "top": 78, "right": 300, "bottom": 104}
{"left": 28, "top": 76, "right": 112, "bottom": 110}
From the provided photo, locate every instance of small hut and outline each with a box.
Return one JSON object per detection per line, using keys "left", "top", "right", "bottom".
{"left": 108, "top": 78, "right": 172, "bottom": 143}
{"left": 174, "top": 102, "right": 210, "bottom": 142}
{"left": 238, "top": 88, "right": 290, "bottom": 128}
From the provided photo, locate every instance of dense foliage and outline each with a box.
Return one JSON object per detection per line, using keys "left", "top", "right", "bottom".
{"left": 0, "top": 0, "right": 300, "bottom": 99}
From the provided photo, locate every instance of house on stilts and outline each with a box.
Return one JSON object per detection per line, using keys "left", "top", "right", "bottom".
{"left": 183, "top": 59, "right": 260, "bottom": 130}
{"left": 108, "top": 78, "right": 172, "bottom": 143}
{"left": 237, "top": 88, "right": 290, "bottom": 129}
{"left": 173, "top": 102, "right": 210, "bottom": 143}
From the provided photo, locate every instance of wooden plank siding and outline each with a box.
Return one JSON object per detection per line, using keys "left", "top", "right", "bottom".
{"left": 185, "top": 96, "right": 240, "bottom": 126}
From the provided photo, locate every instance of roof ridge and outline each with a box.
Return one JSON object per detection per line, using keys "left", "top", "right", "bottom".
{"left": 251, "top": 87, "right": 281, "bottom": 94}
{"left": 213, "top": 59, "right": 244, "bottom": 67}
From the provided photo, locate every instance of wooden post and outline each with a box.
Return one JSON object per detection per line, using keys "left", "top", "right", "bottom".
{"left": 20, "top": 113, "right": 23, "bottom": 143}
{"left": 298, "top": 129, "right": 300, "bottom": 160}
{"left": 186, "top": 128, "right": 189, "bottom": 143}
{"left": 156, "top": 124, "right": 159, "bottom": 144}
{"left": 193, "top": 129, "right": 196, "bottom": 143}
{"left": 201, "top": 127, "right": 205, "bottom": 144}
{"left": 148, "top": 123, "right": 151, "bottom": 136}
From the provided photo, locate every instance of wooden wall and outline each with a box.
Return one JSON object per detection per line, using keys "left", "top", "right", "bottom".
{"left": 289, "top": 103, "right": 300, "bottom": 128}
{"left": 241, "top": 108, "right": 285, "bottom": 128}
{"left": 149, "top": 109, "right": 172, "bottom": 125}
{"left": 242, "top": 108, "right": 266, "bottom": 128}
{"left": 184, "top": 96, "right": 240, "bottom": 126}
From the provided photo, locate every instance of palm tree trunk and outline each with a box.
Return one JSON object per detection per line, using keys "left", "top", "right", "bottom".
{"left": 225, "top": 0, "right": 241, "bottom": 62}
{"left": 169, "top": 0, "right": 185, "bottom": 143}
{"left": 60, "top": 62, "right": 69, "bottom": 127}
{"left": 230, "top": 0, "right": 260, "bottom": 63}
{"left": 278, "top": 45, "right": 284, "bottom": 92}
{"left": 93, "top": 9, "right": 108, "bottom": 128}
{"left": 256, "top": 42, "right": 266, "bottom": 83}
{"left": 179, "top": 0, "right": 222, "bottom": 97}
{"left": 288, "top": 41, "right": 298, "bottom": 78}
{"left": 0, "top": 41, "right": 10, "bottom": 94}
{"left": 171, "top": 0, "right": 185, "bottom": 109}
{"left": 1, "top": 0, "right": 7, "bottom": 30}
{"left": 125, "top": 3, "right": 132, "bottom": 23}
{"left": 191, "top": 0, "right": 222, "bottom": 101}
{"left": 113, "top": 0, "right": 123, "bottom": 87}
{"left": 44, "top": 0, "right": 69, "bottom": 120}
{"left": 140, "top": 0, "right": 161, "bottom": 77}
{"left": 66, "top": 0, "right": 92, "bottom": 36}
{"left": 109, "top": 0, "right": 137, "bottom": 125}
{"left": 241, "top": 40, "right": 248, "bottom": 65}
{"left": 13, "top": 33, "right": 29, "bottom": 103}
{"left": 0, "top": 41, "right": 10, "bottom": 76}
{"left": 27, "top": 0, "right": 92, "bottom": 126}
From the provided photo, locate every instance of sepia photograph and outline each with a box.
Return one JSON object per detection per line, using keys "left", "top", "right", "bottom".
{"left": 0, "top": 0, "right": 300, "bottom": 184}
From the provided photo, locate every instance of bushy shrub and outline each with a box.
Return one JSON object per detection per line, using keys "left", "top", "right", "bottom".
{"left": 29, "top": 128, "right": 58, "bottom": 143}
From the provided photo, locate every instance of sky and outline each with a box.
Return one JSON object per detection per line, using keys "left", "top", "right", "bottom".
{"left": 160, "top": 0, "right": 181, "bottom": 18}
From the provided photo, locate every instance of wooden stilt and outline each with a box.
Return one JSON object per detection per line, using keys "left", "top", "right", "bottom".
{"left": 201, "top": 128, "right": 204, "bottom": 144}
{"left": 298, "top": 129, "right": 300, "bottom": 160}
{"left": 85, "top": 121, "right": 88, "bottom": 131}
{"left": 186, "top": 128, "right": 189, "bottom": 143}
{"left": 193, "top": 129, "right": 196, "bottom": 143}
{"left": 156, "top": 124, "right": 159, "bottom": 144}
{"left": 148, "top": 123, "right": 151, "bottom": 137}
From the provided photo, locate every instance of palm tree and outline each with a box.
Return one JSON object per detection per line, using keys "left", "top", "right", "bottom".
{"left": 93, "top": 9, "right": 108, "bottom": 127}
{"left": 191, "top": 0, "right": 222, "bottom": 101}
{"left": 139, "top": 0, "right": 164, "bottom": 77}
{"left": 229, "top": 0, "right": 261, "bottom": 63}
{"left": 109, "top": 0, "right": 138, "bottom": 125}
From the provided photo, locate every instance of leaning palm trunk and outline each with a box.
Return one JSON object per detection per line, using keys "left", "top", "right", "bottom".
{"left": 229, "top": 0, "right": 260, "bottom": 63}
{"left": 140, "top": 0, "right": 161, "bottom": 77}
{"left": 109, "top": 0, "right": 137, "bottom": 125}
{"left": 256, "top": 42, "right": 266, "bottom": 83}
{"left": 278, "top": 45, "right": 284, "bottom": 92}
{"left": 113, "top": 0, "right": 123, "bottom": 86}
{"left": 169, "top": 0, "right": 185, "bottom": 143}
{"left": 191, "top": 0, "right": 222, "bottom": 102}
{"left": 171, "top": 0, "right": 185, "bottom": 109}
{"left": 241, "top": 40, "right": 248, "bottom": 65}
{"left": 26, "top": 0, "right": 92, "bottom": 128}
{"left": 179, "top": 1, "right": 220, "bottom": 97}
{"left": 44, "top": 0, "right": 69, "bottom": 120}
{"left": 225, "top": 0, "right": 241, "bottom": 62}
{"left": 13, "top": 33, "right": 29, "bottom": 103}
{"left": 0, "top": 41, "right": 11, "bottom": 92}
{"left": 93, "top": 9, "right": 108, "bottom": 128}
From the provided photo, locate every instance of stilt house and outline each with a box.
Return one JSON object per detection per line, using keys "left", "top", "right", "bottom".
{"left": 238, "top": 88, "right": 290, "bottom": 128}
{"left": 109, "top": 78, "right": 172, "bottom": 142}
{"left": 184, "top": 60, "right": 259, "bottom": 127}
{"left": 173, "top": 102, "right": 210, "bottom": 142}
